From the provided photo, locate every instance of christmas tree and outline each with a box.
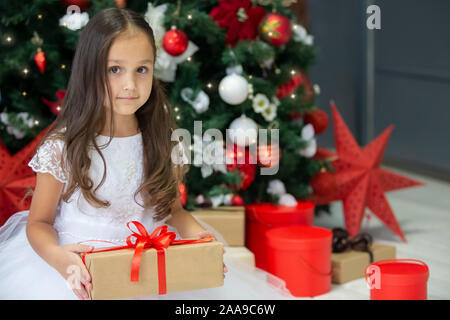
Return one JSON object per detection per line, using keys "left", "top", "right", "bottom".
{"left": 0, "top": 0, "right": 332, "bottom": 213}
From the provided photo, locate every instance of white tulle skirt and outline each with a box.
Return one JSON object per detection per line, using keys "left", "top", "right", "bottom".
{"left": 0, "top": 211, "right": 294, "bottom": 300}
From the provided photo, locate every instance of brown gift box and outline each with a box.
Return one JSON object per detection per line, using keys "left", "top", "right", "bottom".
{"left": 84, "top": 241, "right": 224, "bottom": 300}
{"left": 226, "top": 247, "right": 255, "bottom": 267}
{"left": 191, "top": 206, "right": 245, "bottom": 246}
{"left": 331, "top": 243, "right": 396, "bottom": 284}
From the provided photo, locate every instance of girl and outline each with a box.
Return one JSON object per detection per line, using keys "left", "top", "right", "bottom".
{"left": 0, "top": 8, "right": 292, "bottom": 300}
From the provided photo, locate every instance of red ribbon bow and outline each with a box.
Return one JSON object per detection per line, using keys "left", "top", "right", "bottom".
{"left": 126, "top": 222, "right": 176, "bottom": 284}
{"left": 82, "top": 221, "right": 213, "bottom": 295}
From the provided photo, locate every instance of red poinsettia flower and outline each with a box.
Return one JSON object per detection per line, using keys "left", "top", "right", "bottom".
{"left": 210, "top": 0, "right": 266, "bottom": 46}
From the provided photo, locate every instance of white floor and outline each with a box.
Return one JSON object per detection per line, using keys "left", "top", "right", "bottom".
{"left": 226, "top": 166, "right": 450, "bottom": 300}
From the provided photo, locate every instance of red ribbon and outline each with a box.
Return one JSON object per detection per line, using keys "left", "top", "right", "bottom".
{"left": 81, "top": 221, "right": 213, "bottom": 294}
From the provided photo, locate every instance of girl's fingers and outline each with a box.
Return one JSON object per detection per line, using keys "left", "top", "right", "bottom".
{"left": 74, "top": 286, "right": 89, "bottom": 300}
{"left": 71, "top": 277, "right": 89, "bottom": 300}
{"left": 197, "top": 231, "right": 212, "bottom": 238}
{"left": 80, "top": 276, "right": 92, "bottom": 291}
{"left": 80, "top": 264, "right": 91, "bottom": 284}
{"left": 73, "top": 289, "right": 83, "bottom": 300}
{"left": 76, "top": 244, "right": 95, "bottom": 253}
{"left": 66, "top": 243, "right": 95, "bottom": 253}
{"left": 77, "top": 262, "right": 92, "bottom": 292}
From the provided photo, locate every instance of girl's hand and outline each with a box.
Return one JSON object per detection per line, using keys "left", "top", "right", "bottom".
{"left": 197, "top": 231, "right": 228, "bottom": 277}
{"left": 52, "top": 244, "right": 95, "bottom": 300}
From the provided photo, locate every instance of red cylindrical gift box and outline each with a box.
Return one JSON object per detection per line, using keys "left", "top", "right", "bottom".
{"left": 245, "top": 201, "right": 314, "bottom": 271}
{"left": 365, "top": 259, "right": 429, "bottom": 300}
{"left": 265, "top": 225, "right": 332, "bottom": 297}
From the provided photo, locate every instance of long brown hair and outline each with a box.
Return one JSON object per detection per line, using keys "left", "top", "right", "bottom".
{"left": 32, "top": 8, "right": 189, "bottom": 221}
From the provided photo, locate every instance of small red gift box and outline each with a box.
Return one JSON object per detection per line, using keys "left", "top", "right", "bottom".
{"left": 266, "top": 225, "right": 332, "bottom": 297}
{"left": 245, "top": 201, "right": 314, "bottom": 271}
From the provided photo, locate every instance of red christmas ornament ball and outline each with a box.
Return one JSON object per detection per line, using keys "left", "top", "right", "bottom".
{"left": 231, "top": 195, "right": 244, "bottom": 206}
{"left": 163, "top": 29, "right": 189, "bottom": 56}
{"left": 259, "top": 13, "right": 292, "bottom": 47}
{"left": 310, "top": 170, "right": 337, "bottom": 196}
{"left": 114, "top": 0, "right": 126, "bottom": 8}
{"left": 62, "top": 0, "right": 91, "bottom": 11}
{"left": 304, "top": 109, "right": 329, "bottom": 135}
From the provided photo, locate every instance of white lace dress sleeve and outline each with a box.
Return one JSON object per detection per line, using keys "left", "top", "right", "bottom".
{"left": 27, "top": 138, "right": 68, "bottom": 183}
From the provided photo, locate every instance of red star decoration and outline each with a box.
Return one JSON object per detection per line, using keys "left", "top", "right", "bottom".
{"left": 0, "top": 123, "right": 54, "bottom": 226}
{"left": 310, "top": 102, "right": 424, "bottom": 242}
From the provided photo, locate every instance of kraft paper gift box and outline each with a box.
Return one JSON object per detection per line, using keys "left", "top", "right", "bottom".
{"left": 331, "top": 243, "right": 396, "bottom": 284}
{"left": 191, "top": 206, "right": 245, "bottom": 246}
{"left": 82, "top": 223, "right": 224, "bottom": 300}
{"left": 226, "top": 247, "right": 255, "bottom": 267}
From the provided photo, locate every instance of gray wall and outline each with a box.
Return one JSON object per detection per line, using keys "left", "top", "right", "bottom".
{"left": 308, "top": 0, "right": 450, "bottom": 180}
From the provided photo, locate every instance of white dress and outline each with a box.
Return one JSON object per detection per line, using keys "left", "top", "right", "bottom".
{"left": 0, "top": 131, "right": 293, "bottom": 300}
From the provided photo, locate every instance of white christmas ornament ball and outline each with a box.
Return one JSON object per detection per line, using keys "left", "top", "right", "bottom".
{"left": 267, "top": 179, "right": 286, "bottom": 196}
{"left": 218, "top": 73, "right": 249, "bottom": 105}
{"left": 228, "top": 114, "right": 258, "bottom": 147}
{"left": 279, "top": 193, "right": 297, "bottom": 207}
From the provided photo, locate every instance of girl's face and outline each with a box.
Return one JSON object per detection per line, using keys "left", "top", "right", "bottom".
{"left": 105, "top": 29, "right": 154, "bottom": 116}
